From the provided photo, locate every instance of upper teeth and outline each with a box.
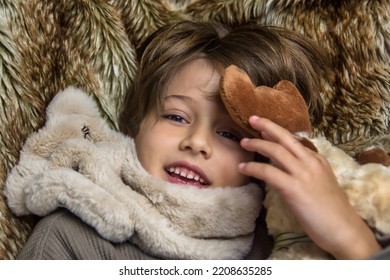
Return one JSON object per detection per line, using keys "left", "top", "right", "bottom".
{"left": 168, "top": 167, "right": 205, "bottom": 183}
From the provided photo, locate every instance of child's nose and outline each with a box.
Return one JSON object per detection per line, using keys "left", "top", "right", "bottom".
{"left": 179, "top": 124, "right": 212, "bottom": 159}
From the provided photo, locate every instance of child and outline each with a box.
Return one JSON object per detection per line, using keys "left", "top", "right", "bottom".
{"left": 16, "top": 20, "right": 383, "bottom": 259}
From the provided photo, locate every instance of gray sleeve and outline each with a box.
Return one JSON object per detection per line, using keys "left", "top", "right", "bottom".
{"left": 370, "top": 247, "right": 390, "bottom": 260}
{"left": 17, "top": 209, "right": 158, "bottom": 260}
{"left": 369, "top": 232, "right": 390, "bottom": 260}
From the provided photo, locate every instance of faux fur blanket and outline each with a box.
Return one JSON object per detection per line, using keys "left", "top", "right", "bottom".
{"left": 1, "top": 0, "right": 389, "bottom": 259}
{"left": 4, "top": 87, "right": 262, "bottom": 260}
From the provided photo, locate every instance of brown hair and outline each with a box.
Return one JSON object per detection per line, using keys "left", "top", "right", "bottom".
{"left": 119, "top": 21, "right": 330, "bottom": 137}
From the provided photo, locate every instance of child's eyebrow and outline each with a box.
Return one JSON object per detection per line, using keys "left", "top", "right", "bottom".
{"left": 164, "top": 92, "right": 221, "bottom": 104}
{"left": 164, "top": 94, "right": 193, "bottom": 103}
{"left": 163, "top": 93, "right": 234, "bottom": 122}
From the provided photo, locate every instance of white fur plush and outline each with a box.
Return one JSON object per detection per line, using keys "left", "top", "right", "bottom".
{"left": 265, "top": 132, "right": 390, "bottom": 259}
{"left": 4, "top": 87, "right": 263, "bottom": 260}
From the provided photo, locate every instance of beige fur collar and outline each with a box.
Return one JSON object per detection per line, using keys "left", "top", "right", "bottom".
{"left": 4, "top": 87, "right": 263, "bottom": 259}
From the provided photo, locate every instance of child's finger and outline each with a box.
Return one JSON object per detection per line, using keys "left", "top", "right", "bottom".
{"left": 240, "top": 138, "right": 303, "bottom": 175}
{"left": 238, "top": 161, "right": 294, "bottom": 192}
{"left": 248, "top": 116, "right": 309, "bottom": 160}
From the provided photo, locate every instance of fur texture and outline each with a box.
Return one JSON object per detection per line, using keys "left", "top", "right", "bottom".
{"left": 220, "top": 65, "right": 313, "bottom": 137}
{"left": 1, "top": 0, "right": 389, "bottom": 259}
{"left": 4, "top": 87, "right": 262, "bottom": 260}
{"left": 265, "top": 132, "right": 390, "bottom": 259}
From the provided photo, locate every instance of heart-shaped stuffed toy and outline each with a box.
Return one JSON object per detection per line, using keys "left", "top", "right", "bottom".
{"left": 219, "top": 65, "right": 312, "bottom": 137}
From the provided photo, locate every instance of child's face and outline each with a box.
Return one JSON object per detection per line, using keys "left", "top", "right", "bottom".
{"left": 134, "top": 58, "right": 254, "bottom": 188}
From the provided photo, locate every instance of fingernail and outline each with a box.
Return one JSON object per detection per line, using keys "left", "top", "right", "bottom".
{"left": 249, "top": 115, "right": 260, "bottom": 122}
{"left": 238, "top": 163, "right": 246, "bottom": 170}
{"left": 241, "top": 138, "right": 250, "bottom": 143}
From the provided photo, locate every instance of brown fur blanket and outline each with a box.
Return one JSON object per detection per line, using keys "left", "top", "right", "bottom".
{"left": 1, "top": 0, "right": 389, "bottom": 259}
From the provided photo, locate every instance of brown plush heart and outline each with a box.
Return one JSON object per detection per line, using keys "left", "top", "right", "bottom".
{"left": 220, "top": 65, "right": 312, "bottom": 137}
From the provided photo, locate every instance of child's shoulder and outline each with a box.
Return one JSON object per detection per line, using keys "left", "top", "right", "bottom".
{"left": 17, "top": 209, "right": 158, "bottom": 260}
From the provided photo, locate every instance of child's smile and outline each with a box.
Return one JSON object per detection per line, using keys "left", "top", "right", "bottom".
{"left": 165, "top": 161, "right": 211, "bottom": 188}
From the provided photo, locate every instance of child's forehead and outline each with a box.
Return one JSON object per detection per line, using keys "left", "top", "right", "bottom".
{"left": 164, "top": 69, "right": 222, "bottom": 93}
{"left": 163, "top": 90, "right": 222, "bottom": 104}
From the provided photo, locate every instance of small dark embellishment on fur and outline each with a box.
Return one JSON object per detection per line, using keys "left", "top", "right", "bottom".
{"left": 81, "top": 125, "right": 90, "bottom": 139}
{"left": 71, "top": 162, "right": 79, "bottom": 172}
{"left": 273, "top": 232, "right": 312, "bottom": 251}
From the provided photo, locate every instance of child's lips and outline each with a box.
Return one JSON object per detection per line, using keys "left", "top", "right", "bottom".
{"left": 165, "top": 162, "right": 211, "bottom": 188}
{"left": 166, "top": 171, "right": 208, "bottom": 188}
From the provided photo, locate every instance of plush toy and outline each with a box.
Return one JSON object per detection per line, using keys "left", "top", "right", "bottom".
{"left": 4, "top": 87, "right": 263, "bottom": 260}
{"left": 220, "top": 65, "right": 390, "bottom": 259}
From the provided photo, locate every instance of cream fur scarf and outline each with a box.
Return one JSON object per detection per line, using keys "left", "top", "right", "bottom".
{"left": 4, "top": 87, "right": 263, "bottom": 260}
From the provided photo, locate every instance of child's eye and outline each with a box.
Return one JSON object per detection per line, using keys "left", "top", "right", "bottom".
{"left": 163, "top": 114, "right": 188, "bottom": 124}
{"left": 217, "top": 131, "right": 241, "bottom": 142}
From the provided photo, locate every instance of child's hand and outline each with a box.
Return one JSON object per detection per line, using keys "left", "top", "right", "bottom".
{"left": 238, "top": 116, "right": 381, "bottom": 259}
